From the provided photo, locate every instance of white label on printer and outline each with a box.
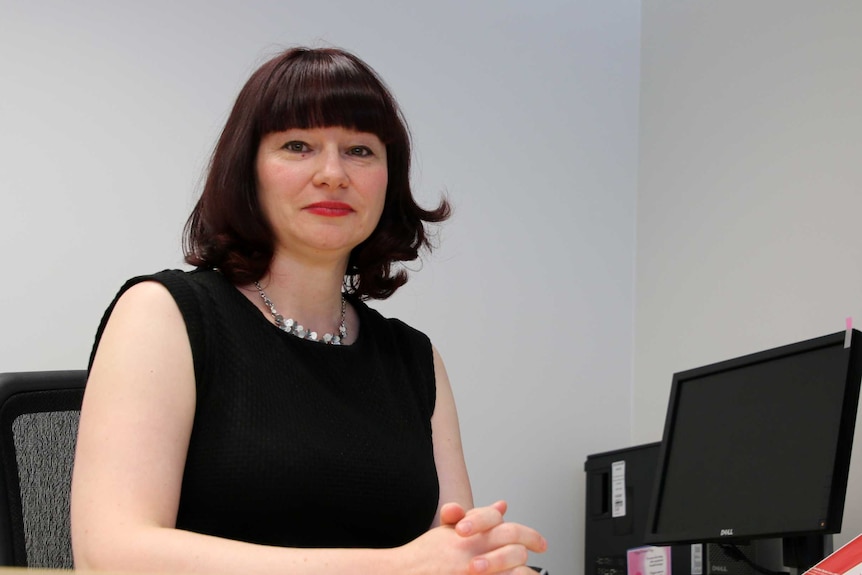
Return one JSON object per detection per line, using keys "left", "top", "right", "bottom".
{"left": 691, "top": 543, "right": 703, "bottom": 575}
{"left": 611, "top": 461, "right": 626, "bottom": 517}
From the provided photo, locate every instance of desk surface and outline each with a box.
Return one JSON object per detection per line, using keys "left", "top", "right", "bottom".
{"left": 0, "top": 570, "right": 157, "bottom": 574}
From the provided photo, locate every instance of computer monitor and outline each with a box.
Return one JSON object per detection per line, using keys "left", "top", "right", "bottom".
{"left": 644, "top": 329, "right": 862, "bottom": 571}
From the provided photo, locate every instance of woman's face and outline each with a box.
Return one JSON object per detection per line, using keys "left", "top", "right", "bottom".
{"left": 255, "top": 126, "right": 388, "bottom": 264}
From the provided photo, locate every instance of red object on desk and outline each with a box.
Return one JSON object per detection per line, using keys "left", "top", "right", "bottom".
{"left": 805, "top": 534, "right": 862, "bottom": 575}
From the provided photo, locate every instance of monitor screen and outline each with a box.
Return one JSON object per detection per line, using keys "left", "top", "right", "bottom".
{"left": 644, "top": 329, "right": 862, "bottom": 546}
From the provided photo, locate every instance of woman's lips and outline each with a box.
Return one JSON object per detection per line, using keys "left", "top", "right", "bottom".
{"left": 305, "top": 202, "right": 354, "bottom": 217}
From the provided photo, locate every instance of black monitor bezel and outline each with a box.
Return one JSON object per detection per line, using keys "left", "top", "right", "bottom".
{"left": 643, "top": 329, "right": 862, "bottom": 546}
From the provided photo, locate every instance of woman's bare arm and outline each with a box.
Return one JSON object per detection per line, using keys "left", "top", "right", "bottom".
{"left": 430, "top": 346, "right": 474, "bottom": 525}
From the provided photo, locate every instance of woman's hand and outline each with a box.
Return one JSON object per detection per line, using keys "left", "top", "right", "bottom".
{"left": 440, "top": 500, "right": 508, "bottom": 536}
{"left": 399, "top": 500, "right": 547, "bottom": 575}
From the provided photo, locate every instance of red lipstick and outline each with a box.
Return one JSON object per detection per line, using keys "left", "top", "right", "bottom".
{"left": 305, "top": 201, "right": 353, "bottom": 217}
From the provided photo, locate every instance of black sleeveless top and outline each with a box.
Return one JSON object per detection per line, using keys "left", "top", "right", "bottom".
{"left": 89, "top": 269, "right": 440, "bottom": 548}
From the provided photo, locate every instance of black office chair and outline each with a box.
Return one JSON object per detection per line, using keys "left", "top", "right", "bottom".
{"left": 0, "top": 370, "right": 86, "bottom": 568}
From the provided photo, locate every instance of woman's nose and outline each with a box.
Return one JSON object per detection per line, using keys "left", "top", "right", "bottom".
{"left": 312, "top": 149, "right": 349, "bottom": 189}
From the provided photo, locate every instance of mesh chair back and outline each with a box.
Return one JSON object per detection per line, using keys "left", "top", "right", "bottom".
{"left": 0, "top": 370, "right": 86, "bottom": 567}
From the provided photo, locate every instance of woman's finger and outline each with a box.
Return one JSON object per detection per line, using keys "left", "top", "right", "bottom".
{"left": 439, "top": 502, "right": 467, "bottom": 526}
{"left": 468, "top": 543, "right": 529, "bottom": 574}
{"left": 456, "top": 504, "right": 505, "bottom": 536}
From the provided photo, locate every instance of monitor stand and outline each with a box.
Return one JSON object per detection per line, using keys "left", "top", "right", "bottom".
{"left": 783, "top": 535, "right": 833, "bottom": 573}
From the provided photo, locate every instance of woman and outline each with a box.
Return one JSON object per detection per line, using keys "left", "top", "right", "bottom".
{"left": 71, "top": 47, "right": 546, "bottom": 574}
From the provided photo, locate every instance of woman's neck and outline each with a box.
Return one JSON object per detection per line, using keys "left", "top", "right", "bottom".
{"left": 250, "top": 252, "right": 349, "bottom": 334}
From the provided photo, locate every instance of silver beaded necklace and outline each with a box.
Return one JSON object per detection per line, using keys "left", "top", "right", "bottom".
{"left": 254, "top": 281, "right": 347, "bottom": 345}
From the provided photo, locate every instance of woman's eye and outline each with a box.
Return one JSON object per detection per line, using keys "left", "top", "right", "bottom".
{"left": 348, "top": 146, "right": 373, "bottom": 157}
{"left": 283, "top": 141, "right": 309, "bottom": 153}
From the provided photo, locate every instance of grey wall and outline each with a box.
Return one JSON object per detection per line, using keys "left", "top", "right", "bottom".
{"left": 636, "top": 0, "right": 862, "bottom": 549}
{"left": 1, "top": 1, "right": 642, "bottom": 572}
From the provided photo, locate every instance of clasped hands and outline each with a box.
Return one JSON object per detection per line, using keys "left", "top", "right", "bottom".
{"left": 404, "top": 500, "right": 547, "bottom": 575}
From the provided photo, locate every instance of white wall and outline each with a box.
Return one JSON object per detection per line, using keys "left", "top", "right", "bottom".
{"left": 1, "top": 1, "right": 642, "bottom": 572}
{"left": 636, "top": 0, "right": 862, "bottom": 549}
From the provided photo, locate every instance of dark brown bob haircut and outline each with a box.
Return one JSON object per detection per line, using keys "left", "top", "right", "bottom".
{"left": 184, "top": 47, "right": 449, "bottom": 300}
